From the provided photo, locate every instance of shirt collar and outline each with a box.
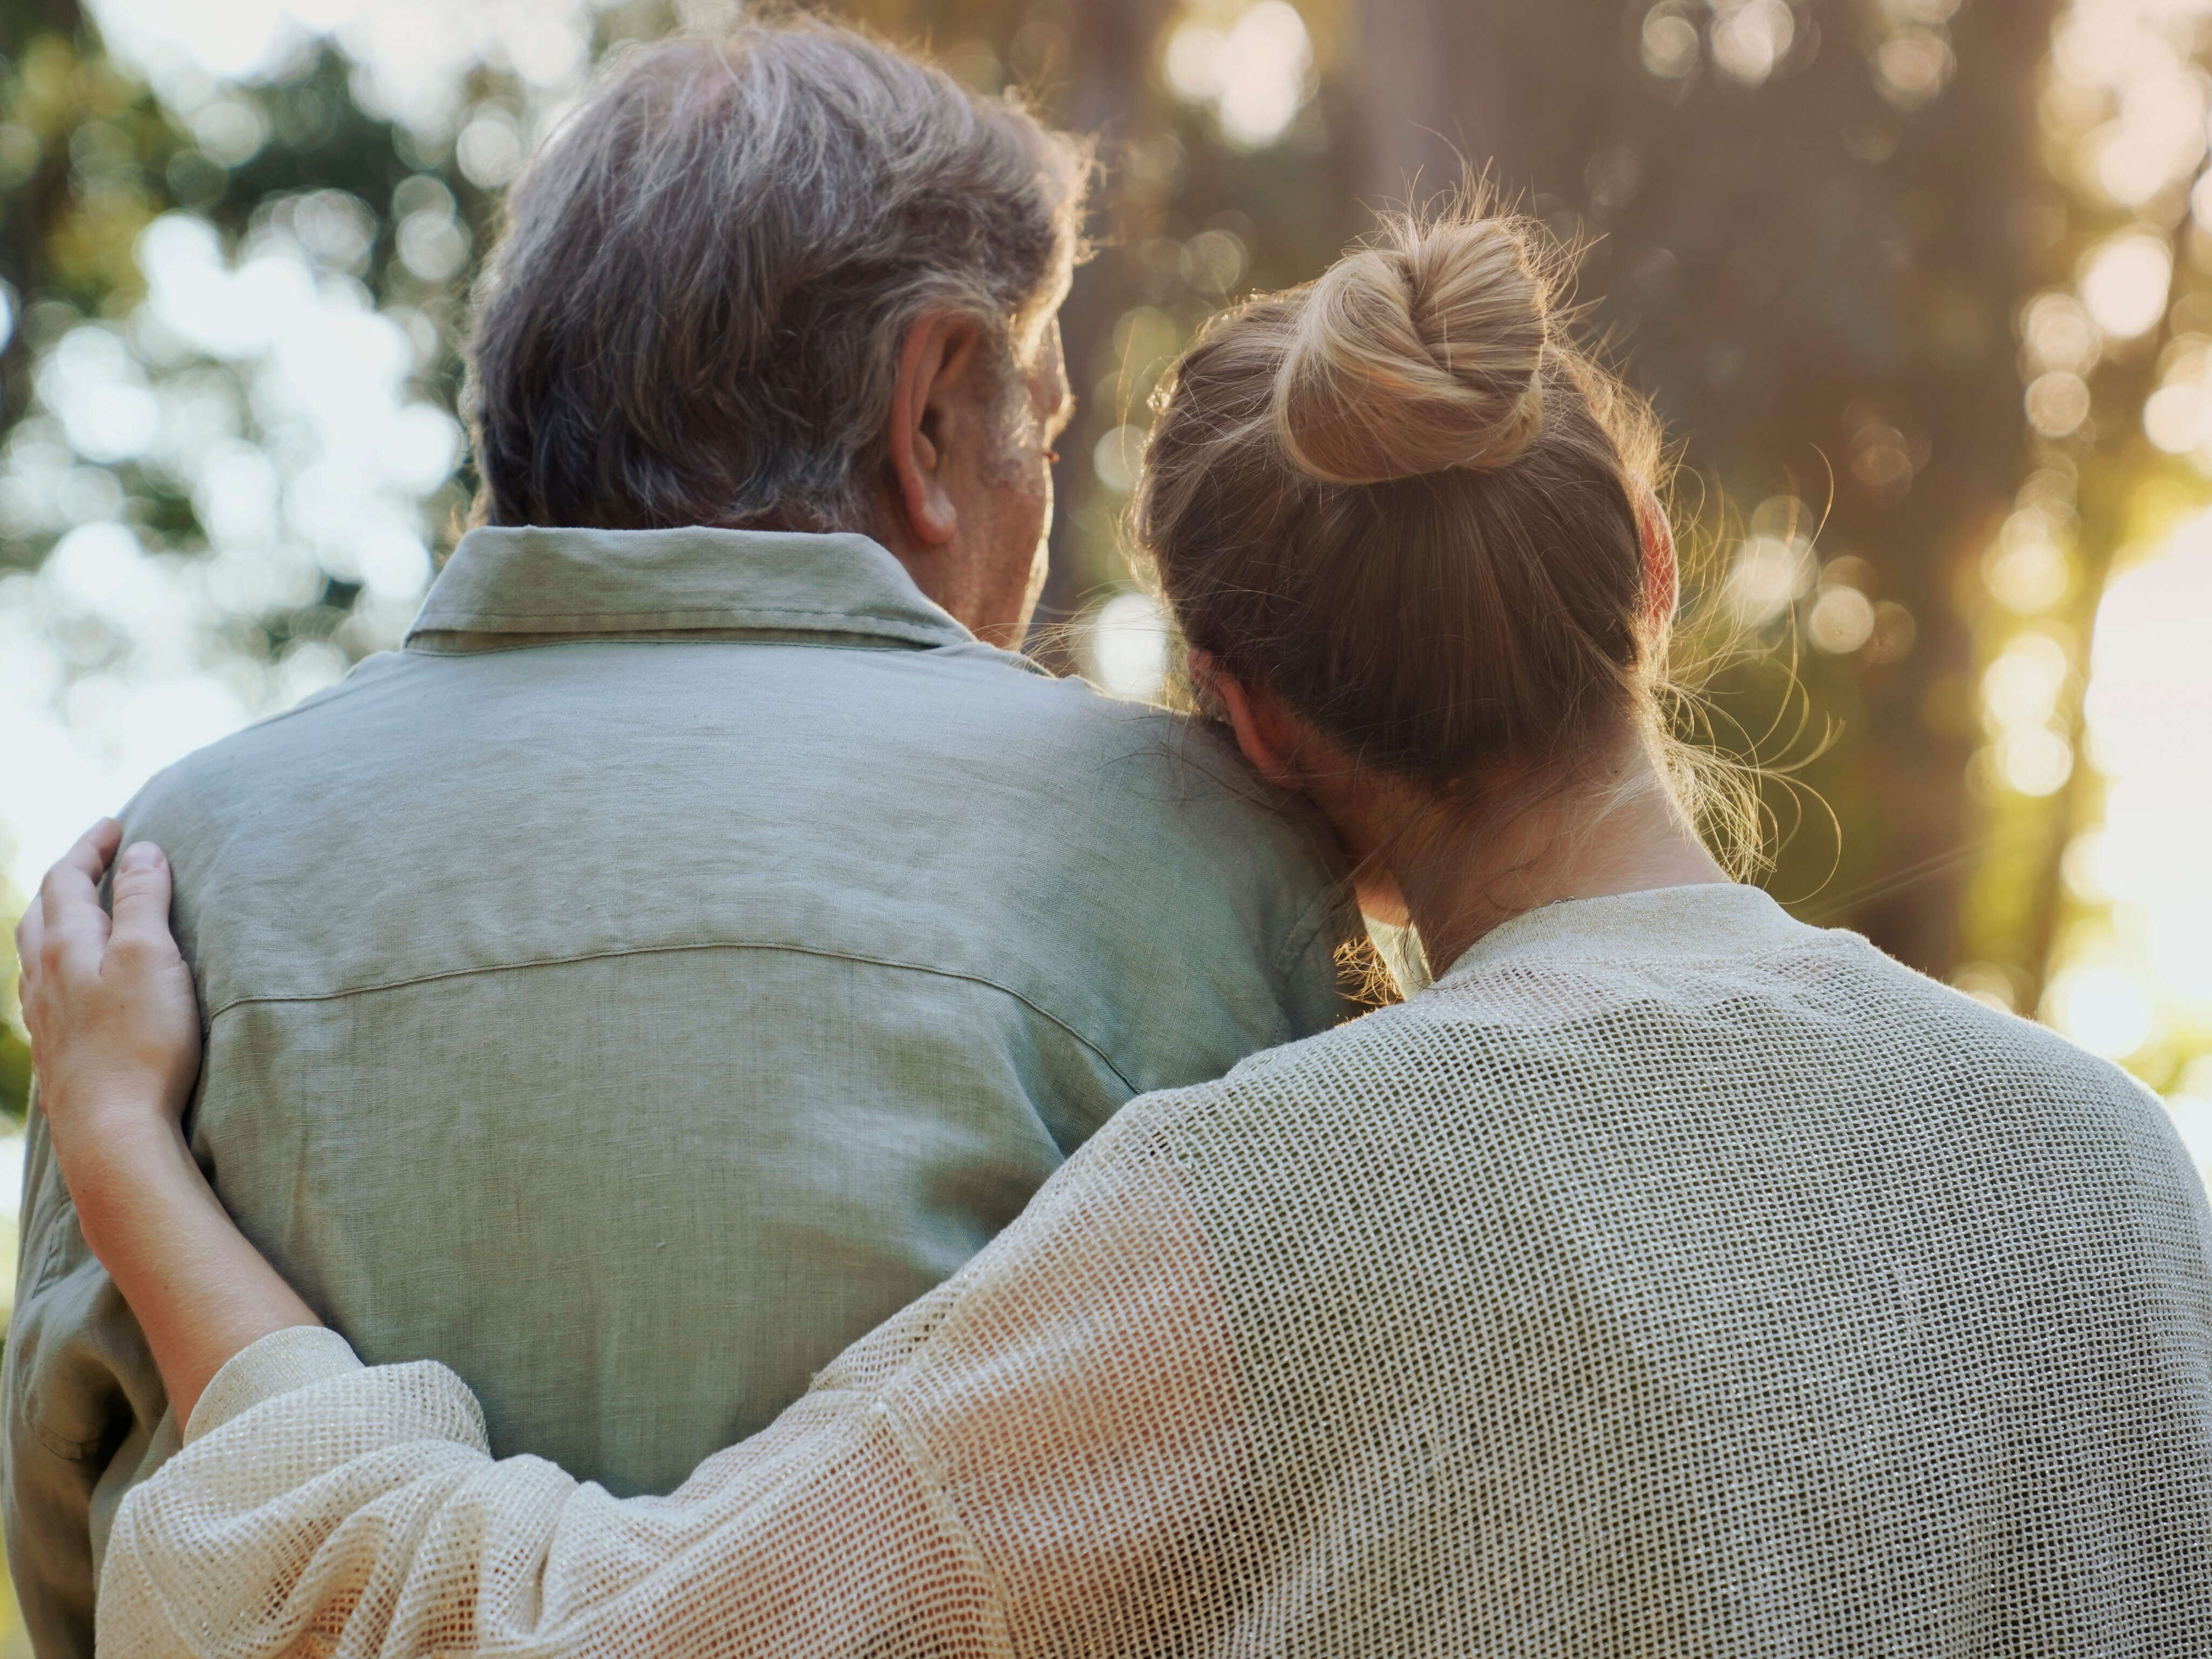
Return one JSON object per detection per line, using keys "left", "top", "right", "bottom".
{"left": 406, "top": 524, "right": 977, "bottom": 653}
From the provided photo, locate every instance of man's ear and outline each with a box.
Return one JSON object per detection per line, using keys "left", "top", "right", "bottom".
{"left": 886, "top": 313, "right": 983, "bottom": 550}
{"left": 1197, "top": 653, "right": 1301, "bottom": 791}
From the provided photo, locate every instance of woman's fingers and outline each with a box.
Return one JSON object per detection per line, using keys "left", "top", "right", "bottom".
{"left": 109, "top": 844, "right": 177, "bottom": 966}
{"left": 50, "top": 818, "right": 121, "bottom": 895}
{"left": 19, "top": 824, "right": 202, "bottom": 1158}
{"left": 38, "top": 819, "right": 122, "bottom": 978}
{"left": 14, "top": 897, "right": 41, "bottom": 984}
{"left": 13, "top": 902, "right": 42, "bottom": 1038}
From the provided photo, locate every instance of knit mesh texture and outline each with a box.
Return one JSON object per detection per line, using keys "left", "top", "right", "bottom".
{"left": 99, "top": 888, "right": 2212, "bottom": 1656}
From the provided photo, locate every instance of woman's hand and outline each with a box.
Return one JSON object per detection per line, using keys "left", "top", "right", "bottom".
{"left": 15, "top": 819, "right": 318, "bottom": 1425}
{"left": 15, "top": 819, "right": 201, "bottom": 1174}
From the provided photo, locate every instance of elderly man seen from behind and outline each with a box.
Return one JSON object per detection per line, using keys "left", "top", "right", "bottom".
{"left": 1, "top": 23, "right": 1359, "bottom": 1655}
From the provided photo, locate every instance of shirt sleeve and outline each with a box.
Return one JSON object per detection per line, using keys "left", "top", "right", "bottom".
{"left": 95, "top": 1094, "right": 1244, "bottom": 1659}
{"left": 3, "top": 1083, "right": 174, "bottom": 1659}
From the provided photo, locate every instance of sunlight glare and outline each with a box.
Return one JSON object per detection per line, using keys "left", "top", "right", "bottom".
{"left": 2051, "top": 510, "right": 2212, "bottom": 1047}
{"left": 92, "top": 0, "right": 296, "bottom": 80}
{"left": 1089, "top": 591, "right": 1171, "bottom": 703}
{"left": 2047, "top": 962, "right": 2157, "bottom": 1058}
{"left": 2168, "top": 1093, "right": 2212, "bottom": 1185}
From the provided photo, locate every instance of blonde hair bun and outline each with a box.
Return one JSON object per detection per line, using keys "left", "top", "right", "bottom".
{"left": 1273, "top": 214, "right": 1550, "bottom": 487}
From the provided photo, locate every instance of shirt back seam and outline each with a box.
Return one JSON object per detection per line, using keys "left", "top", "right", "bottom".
{"left": 203, "top": 940, "right": 1143, "bottom": 1096}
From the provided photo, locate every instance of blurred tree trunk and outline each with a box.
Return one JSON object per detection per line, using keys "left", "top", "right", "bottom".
{"left": 1347, "top": 0, "right": 1526, "bottom": 212}
{"left": 1065, "top": 0, "right": 1173, "bottom": 136}
{"left": 1338, "top": 0, "right": 2061, "bottom": 980}
{"left": 1032, "top": 0, "right": 1178, "bottom": 656}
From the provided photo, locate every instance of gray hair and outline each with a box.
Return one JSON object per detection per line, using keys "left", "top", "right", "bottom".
{"left": 466, "top": 19, "right": 1088, "bottom": 532}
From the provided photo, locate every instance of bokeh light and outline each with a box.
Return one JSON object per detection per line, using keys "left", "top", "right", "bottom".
{"left": 1162, "top": 0, "right": 1313, "bottom": 150}
{"left": 1806, "top": 584, "right": 1876, "bottom": 655}
{"left": 2079, "top": 232, "right": 2172, "bottom": 338}
{"left": 1708, "top": 0, "right": 1793, "bottom": 87}
{"left": 89, "top": 0, "right": 595, "bottom": 132}
{"left": 1640, "top": 7, "right": 1700, "bottom": 80}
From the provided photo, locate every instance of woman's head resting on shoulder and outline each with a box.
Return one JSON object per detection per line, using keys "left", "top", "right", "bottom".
{"left": 1134, "top": 205, "right": 1732, "bottom": 963}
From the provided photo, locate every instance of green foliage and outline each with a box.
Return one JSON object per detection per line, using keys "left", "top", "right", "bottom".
{"left": 0, "top": 4, "right": 487, "bottom": 658}
{"left": 1, "top": 864, "right": 22, "bottom": 1122}
{"left": 0, "top": 1021, "right": 23, "bottom": 1124}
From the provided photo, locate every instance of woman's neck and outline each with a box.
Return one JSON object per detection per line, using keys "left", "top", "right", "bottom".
{"left": 1380, "top": 738, "right": 1732, "bottom": 975}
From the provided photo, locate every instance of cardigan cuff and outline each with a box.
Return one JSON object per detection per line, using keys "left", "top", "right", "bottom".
{"left": 185, "top": 1326, "right": 365, "bottom": 1445}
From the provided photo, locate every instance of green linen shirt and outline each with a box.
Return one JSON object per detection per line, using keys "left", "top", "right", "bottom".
{"left": 2, "top": 525, "right": 1359, "bottom": 1657}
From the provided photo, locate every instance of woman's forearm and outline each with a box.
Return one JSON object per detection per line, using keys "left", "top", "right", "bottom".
{"left": 66, "top": 1117, "right": 320, "bottom": 1426}
{"left": 15, "top": 823, "right": 313, "bottom": 1424}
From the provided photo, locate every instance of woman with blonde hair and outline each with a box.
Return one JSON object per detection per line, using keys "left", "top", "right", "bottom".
{"left": 20, "top": 208, "right": 2212, "bottom": 1655}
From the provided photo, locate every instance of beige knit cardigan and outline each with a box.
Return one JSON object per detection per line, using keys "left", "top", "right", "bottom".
{"left": 97, "top": 885, "right": 2212, "bottom": 1656}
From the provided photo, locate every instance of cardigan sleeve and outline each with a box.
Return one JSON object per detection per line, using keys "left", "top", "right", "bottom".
{"left": 183, "top": 1325, "right": 365, "bottom": 1442}
{"left": 2, "top": 1083, "right": 171, "bottom": 1659}
{"left": 93, "top": 1099, "right": 1241, "bottom": 1659}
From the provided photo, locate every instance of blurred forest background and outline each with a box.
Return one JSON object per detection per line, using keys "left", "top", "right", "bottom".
{"left": 1, "top": 0, "right": 2210, "bottom": 1634}
{"left": 2, "top": 0, "right": 2211, "bottom": 1310}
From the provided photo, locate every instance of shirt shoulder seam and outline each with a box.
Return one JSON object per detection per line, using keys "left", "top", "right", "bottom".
{"left": 204, "top": 940, "right": 1142, "bottom": 1096}
{"left": 414, "top": 602, "right": 952, "bottom": 625}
